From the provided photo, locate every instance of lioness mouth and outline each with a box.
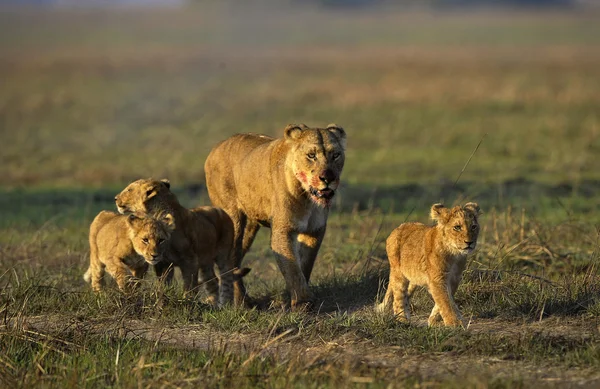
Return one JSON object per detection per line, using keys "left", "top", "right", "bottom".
{"left": 309, "top": 187, "right": 335, "bottom": 201}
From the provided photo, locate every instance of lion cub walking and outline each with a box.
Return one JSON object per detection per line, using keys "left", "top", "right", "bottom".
{"left": 378, "top": 203, "right": 481, "bottom": 327}
{"left": 84, "top": 211, "right": 175, "bottom": 292}
{"left": 115, "top": 178, "right": 243, "bottom": 307}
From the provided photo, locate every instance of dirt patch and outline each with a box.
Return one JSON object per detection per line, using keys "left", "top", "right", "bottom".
{"left": 4, "top": 314, "right": 600, "bottom": 387}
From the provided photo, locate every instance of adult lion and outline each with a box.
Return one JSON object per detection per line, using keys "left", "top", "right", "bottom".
{"left": 204, "top": 123, "right": 346, "bottom": 308}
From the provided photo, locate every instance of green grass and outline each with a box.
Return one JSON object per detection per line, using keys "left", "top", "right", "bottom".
{"left": 2, "top": 4, "right": 600, "bottom": 388}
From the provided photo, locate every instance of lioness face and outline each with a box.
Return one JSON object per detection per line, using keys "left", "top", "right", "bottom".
{"left": 115, "top": 178, "right": 171, "bottom": 214}
{"left": 285, "top": 124, "right": 346, "bottom": 207}
{"left": 431, "top": 203, "right": 481, "bottom": 255}
{"left": 127, "top": 213, "right": 175, "bottom": 265}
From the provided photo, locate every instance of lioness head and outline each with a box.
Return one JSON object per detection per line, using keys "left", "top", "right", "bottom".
{"left": 431, "top": 202, "right": 481, "bottom": 255}
{"left": 127, "top": 213, "right": 175, "bottom": 265}
{"left": 284, "top": 123, "right": 346, "bottom": 207}
{"left": 115, "top": 178, "right": 172, "bottom": 215}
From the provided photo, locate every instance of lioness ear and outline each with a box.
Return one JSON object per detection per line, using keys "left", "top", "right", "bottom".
{"left": 430, "top": 203, "right": 449, "bottom": 224}
{"left": 327, "top": 123, "right": 346, "bottom": 149}
{"left": 162, "top": 213, "right": 176, "bottom": 231}
{"left": 284, "top": 123, "right": 307, "bottom": 141}
{"left": 464, "top": 202, "right": 481, "bottom": 216}
{"left": 160, "top": 179, "right": 171, "bottom": 189}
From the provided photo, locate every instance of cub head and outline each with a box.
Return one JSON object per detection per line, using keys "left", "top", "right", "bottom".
{"left": 127, "top": 213, "right": 175, "bottom": 265}
{"left": 431, "top": 202, "right": 481, "bottom": 255}
{"left": 284, "top": 123, "right": 347, "bottom": 207}
{"left": 115, "top": 178, "right": 173, "bottom": 215}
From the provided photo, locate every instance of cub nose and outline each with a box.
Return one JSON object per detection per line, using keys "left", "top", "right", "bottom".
{"left": 465, "top": 241, "right": 474, "bottom": 246}
{"left": 319, "top": 170, "right": 336, "bottom": 185}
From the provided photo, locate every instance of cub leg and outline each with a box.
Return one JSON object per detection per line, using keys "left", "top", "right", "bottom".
{"left": 154, "top": 261, "right": 175, "bottom": 284}
{"left": 389, "top": 269, "right": 411, "bottom": 321}
{"left": 428, "top": 275, "right": 462, "bottom": 327}
{"left": 214, "top": 246, "right": 236, "bottom": 306}
{"left": 180, "top": 257, "right": 200, "bottom": 295}
{"left": 199, "top": 261, "right": 219, "bottom": 307}
{"left": 104, "top": 258, "right": 131, "bottom": 292}
{"left": 429, "top": 270, "right": 466, "bottom": 325}
{"left": 130, "top": 262, "right": 149, "bottom": 289}
{"left": 88, "top": 262, "right": 106, "bottom": 292}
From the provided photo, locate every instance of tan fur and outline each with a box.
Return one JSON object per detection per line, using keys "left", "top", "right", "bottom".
{"left": 84, "top": 211, "right": 175, "bottom": 292}
{"left": 115, "top": 178, "right": 239, "bottom": 307}
{"left": 377, "top": 202, "right": 482, "bottom": 327}
{"left": 204, "top": 123, "right": 347, "bottom": 308}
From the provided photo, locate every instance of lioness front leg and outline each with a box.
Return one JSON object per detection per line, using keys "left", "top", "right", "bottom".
{"left": 428, "top": 276, "right": 463, "bottom": 327}
{"left": 297, "top": 227, "right": 325, "bottom": 283}
{"left": 271, "top": 228, "right": 312, "bottom": 308}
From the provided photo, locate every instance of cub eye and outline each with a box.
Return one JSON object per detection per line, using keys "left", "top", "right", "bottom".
{"left": 157, "top": 238, "right": 164, "bottom": 245}
{"left": 453, "top": 225, "right": 462, "bottom": 231}
{"left": 332, "top": 152, "right": 341, "bottom": 160}
{"left": 145, "top": 189, "right": 153, "bottom": 196}
{"left": 142, "top": 238, "right": 149, "bottom": 244}
{"left": 471, "top": 224, "right": 478, "bottom": 230}
{"left": 307, "top": 152, "right": 316, "bottom": 160}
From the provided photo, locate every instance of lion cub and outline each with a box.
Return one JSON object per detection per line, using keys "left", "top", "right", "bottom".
{"left": 115, "top": 178, "right": 241, "bottom": 307}
{"left": 84, "top": 211, "right": 175, "bottom": 292}
{"left": 378, "top": 203, "right": 481, "bottom": 327}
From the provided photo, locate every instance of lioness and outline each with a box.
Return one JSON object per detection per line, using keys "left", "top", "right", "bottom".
{"left": 84, "top": 211, "right": 175, "bottom": 292}
{"left": 378, "top": 203, "right": 481, "bottom": 327}
{"left": 204, "top": 123, "right": 346, "bottom": 308}
{"left": 115, "top": 178, "right": 240, "bottom": 307}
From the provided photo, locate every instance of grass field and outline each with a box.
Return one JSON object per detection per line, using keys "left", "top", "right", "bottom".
{"left": 1, "top": 3, "right": 600, "bottom": 388}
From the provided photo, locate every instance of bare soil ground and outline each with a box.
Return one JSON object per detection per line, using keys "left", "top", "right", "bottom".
{"left": 6, "top": 313, "right": 599, "bottom": 387}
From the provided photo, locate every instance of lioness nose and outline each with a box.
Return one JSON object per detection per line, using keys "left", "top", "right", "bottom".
{"left": 319, "top": 170, "right": 336, "bottom": 185}
{"left": 465, "top": 241, "right": 474, "bottom": 246}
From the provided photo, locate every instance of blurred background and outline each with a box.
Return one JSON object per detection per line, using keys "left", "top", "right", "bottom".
{"left": 1, "top": 0, "right": 599, "bottom": 217}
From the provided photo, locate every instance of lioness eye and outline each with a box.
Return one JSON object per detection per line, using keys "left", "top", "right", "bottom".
{"left": 142, "top": 238, "right": 149, "bottom": 244}
{"left": 332, "top": 152, "right": 341, "bottom": 160}
{"left": 453, "top": 225, "right": 461, "bottom": 231}
{"left": 158, "top": 239, "right": 164, "bottom": 245}
{"left": 471, "top": 224, "right": 478, "bottom": 230}
{"left": 307, "top": 152, "right": 316, "bottom": 160}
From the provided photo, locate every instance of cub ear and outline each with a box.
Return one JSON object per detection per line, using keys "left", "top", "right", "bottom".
{"left": 327, "top": 123, "right": 346, "bottom": 149}
{"left": 464, "top": 202, "right": 481, "bottom": 216}
{"left": 162, "top": 213, "right": 176, "bottom": 232}
{"left": 145, "top": 181, "right": 166, "bottom": 200}
{"left": 430, "top": 203, "right": 449, "bottom": 224}
{"left": 145, "top": 186, "right": 158, "bottom": 200}
{"left": 284, "top": 123, "right": 308, "bottom": 141}
{"left": 126, "top": 213, "right": 139, "bottom": 227}
{"left": 233, "top": 267, "right": 251, "bottom": 280}
{"left": 160, "top": 179, "right": 171, "bottom": 189}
